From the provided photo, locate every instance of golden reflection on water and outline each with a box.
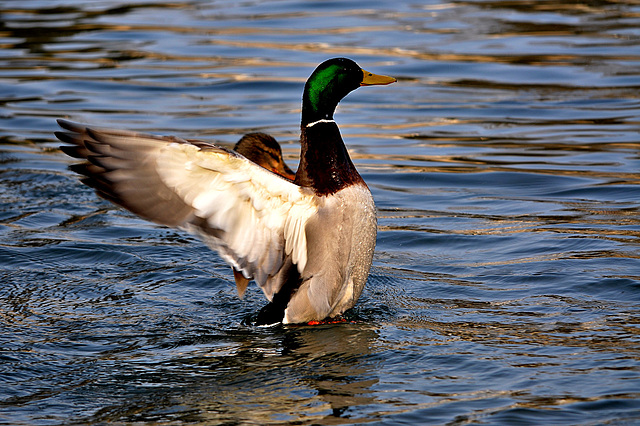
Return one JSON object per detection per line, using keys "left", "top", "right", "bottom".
{"left": 2, "top": 0, "right": 640, "bottom": 424}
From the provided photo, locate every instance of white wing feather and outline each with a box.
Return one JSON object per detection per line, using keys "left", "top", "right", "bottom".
{"left": 56, "top": 121, "right": 317, "bottom": 299}
{"left": 154, "top": 142, "right": 317, "bottom": 289}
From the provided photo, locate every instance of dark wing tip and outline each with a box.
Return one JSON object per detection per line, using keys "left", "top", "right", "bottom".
{"left": 59, "top": 144, "right": 85, "bottom": 159}
{"left": 57, "top": 119, "right": 85, "bottom": 132}
{"left": 55, "top": 131, "right": 79, "bottom": 145}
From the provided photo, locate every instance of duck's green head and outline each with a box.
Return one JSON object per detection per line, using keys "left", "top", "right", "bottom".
{"left": 301, "top": 58, "right": 395, "bottom": 126}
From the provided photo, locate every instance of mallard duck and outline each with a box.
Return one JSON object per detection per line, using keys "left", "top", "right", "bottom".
{"left": 56, "top": 57, "right": 395, "bottom": 325}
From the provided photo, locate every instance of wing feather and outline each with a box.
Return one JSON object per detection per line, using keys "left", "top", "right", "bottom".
{"left": 57, "top": 120, "right": 317, "bottom": 297}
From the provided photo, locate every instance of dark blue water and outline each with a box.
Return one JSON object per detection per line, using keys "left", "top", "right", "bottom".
{"left": 1, "top": 0, "right": 640, "bottom": 424}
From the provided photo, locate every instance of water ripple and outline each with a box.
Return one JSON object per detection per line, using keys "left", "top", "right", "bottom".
{"left": 1, "top": 0, "right": 640, "bottom": 424}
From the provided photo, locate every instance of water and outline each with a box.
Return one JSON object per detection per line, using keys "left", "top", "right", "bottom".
{"left": 1, "top": 0, "right": 640, "bottom": 424}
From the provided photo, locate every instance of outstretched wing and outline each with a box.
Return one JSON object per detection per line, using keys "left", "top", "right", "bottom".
{"left": 56, "top": 119, "right": 317, "bottom": 298}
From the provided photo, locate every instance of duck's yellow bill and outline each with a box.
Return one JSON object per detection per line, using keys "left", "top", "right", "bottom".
{"left": 361, "top": 69, "right": 396, "bottom": 86}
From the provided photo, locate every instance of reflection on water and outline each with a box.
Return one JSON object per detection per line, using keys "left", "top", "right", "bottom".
{"left": 83, "top": 324, "right": 380, "bottom": 424}
{"left": 1, "top": 0, "right": 640, "bottom": 424}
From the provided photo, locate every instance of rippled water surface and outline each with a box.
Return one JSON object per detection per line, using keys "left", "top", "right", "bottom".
{"left": 2, "top": 0, "right": 640, "bottom": 424}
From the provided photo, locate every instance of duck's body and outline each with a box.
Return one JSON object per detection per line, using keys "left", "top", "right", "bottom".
{"left": 278, "top": 183, "right": 376, "bottom": 323}
{"left": 56, "top": 58, "right": 395, "bottom": 325}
